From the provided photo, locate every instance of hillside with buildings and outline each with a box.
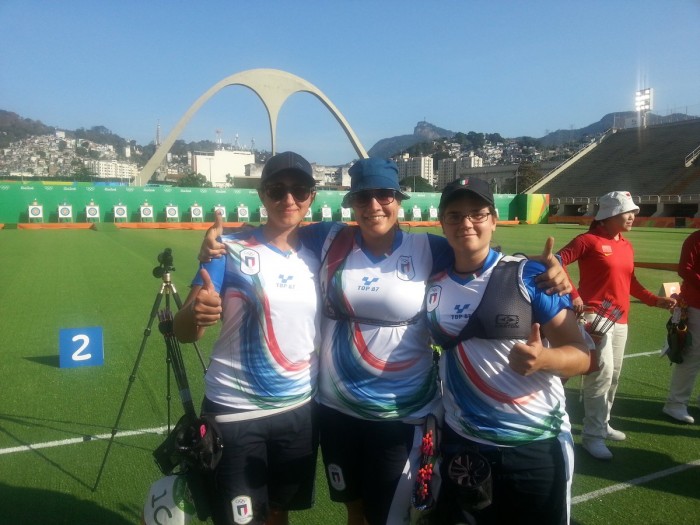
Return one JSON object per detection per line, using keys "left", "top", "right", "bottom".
{"left": 2, "top": 108, "right": 697, "bottom": 192}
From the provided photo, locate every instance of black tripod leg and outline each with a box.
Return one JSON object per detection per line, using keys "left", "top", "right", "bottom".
{"left": 164, "top": 295, "right": 172, "bottom": 434}
{"left": 93, "top": 286, "right": 164, "bottom": 491}
{"left": 171, "top": 286, "right": 208, "bottom": 373}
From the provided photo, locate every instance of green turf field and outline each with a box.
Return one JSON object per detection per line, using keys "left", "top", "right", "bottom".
{"left": 0, "top": 224, "right": 698, "bottom": 524}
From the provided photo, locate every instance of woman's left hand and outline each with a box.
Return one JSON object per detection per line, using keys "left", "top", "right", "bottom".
{"left": 656, "top": 296, "right": 677, "bottom": 310}
{"left": 532, "top": 237, "right": 572, "bottom": 296}
{"left": 509, "top": 323, "right": 545, "bottom": 376}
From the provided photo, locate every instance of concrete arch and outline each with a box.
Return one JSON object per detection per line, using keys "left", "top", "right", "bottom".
{"left": 137, "top": 68, "right": 368, "bottom": 185}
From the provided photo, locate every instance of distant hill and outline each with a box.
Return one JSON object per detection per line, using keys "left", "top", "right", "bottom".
{"left": 369, "top": 112, "right": 699, "bottom": 157}
{"left": 368, "top": 121, "right": 455, "bottom": 159}
{"left": 2, "top": 107, "right": 697, "bottom": 163}
{"left": 0, "top": 110, "right": 55, "bottom": 147}
{"left": 537, "top": 111, "right": 697, "bottom": 147}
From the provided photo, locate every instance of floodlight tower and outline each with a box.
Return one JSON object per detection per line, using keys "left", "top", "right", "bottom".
{"left": 154, "top": 120, "right": 168, "bottom": 182}
{"left": 635, "top": 88, "right": 653, "bottom": 129}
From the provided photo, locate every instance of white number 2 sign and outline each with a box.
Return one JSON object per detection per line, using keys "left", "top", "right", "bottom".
{"left": 59, "top": 327, "right": 104, "bottom": 368}
{"left": 71, "top": 334, "right": 92, "bottom": 361}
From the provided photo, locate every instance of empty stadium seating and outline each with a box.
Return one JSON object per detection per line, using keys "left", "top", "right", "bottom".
{"left": 538, "top": 119, "right": 700, "bottom": 199}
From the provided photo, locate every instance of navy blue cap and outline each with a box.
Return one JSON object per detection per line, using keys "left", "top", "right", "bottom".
{"left": 261, "top": 151, "right": 315, "bottom": 187}
{"left": 439, "top": 177, "right": 494, "bottom": 214}
{"left": 342, "top": 158, "right": 410, "bottom": 207}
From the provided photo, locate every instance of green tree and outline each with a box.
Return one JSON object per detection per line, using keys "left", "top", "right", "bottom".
{"left": 72, "top": 166, "right": 93, "bottom": 182}
{"left": 433, "top": 150, "right": 451, "bottom": 164}
{"left": 466, "top": 132, "right": 485, "bottom": 149}
{"left": 399, "top": 176, "right": 433, "bottom": 192}
{"left": 453, "top": 132, "right": 471, "bottom": 147}
{"left": 485, "top": 133, "right": 505, "bottom": 144}
{"left": 177, "top": 171, "right": 211, "bottom": 187}
{"left": 518, "top": 136, "right": 541, "bottom": 149}
{"left": 504, "top": 162, "right": 542, "bottom": 193}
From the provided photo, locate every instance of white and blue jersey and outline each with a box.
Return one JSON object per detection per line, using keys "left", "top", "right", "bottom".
{"left": 426, "top": 250, "right": 573, "bottom": 446}
{"left": 302, "top": 223, "right": 453, "bottom": 421}
{"left": 193, "top": 227, "right": 320, "bottom": 410}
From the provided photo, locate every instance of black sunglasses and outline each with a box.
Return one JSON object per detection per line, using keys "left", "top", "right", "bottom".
{"left": 264, "top": 183, "right": 313, "bottom": 202}
{"left": 351, "top": 189, "right": 397, "bottom": 207}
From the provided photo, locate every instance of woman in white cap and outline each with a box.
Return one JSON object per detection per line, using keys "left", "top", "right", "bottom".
{"left": 558, "top": 191, "right": 676, "bottom": 461}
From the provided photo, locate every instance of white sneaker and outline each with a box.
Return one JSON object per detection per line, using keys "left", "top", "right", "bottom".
{"left": 662, "top": 405, "right": 695, "bottom": 424}
{"left": 582, "top": 438, "right": 613, "bottom": 460}
{"left": 605, "top": 425, "right": 627, "bottom": 441}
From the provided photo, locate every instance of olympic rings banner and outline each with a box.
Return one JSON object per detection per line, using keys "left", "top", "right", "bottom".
{"left": 1, "top": 183, "right": 542, "bottom": 224}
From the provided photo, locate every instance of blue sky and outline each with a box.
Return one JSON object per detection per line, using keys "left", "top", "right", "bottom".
{"left": 1, "top": 1, "right": 699, "bottom": 165}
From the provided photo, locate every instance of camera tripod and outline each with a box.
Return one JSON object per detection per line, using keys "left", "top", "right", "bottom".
{"left": 93, "top": 255, "right": 208, "bottom": 491}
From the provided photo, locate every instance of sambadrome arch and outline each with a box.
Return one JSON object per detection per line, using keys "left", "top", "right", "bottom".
{"left": 136, "top": 68, "right": 368, "bottom": 186}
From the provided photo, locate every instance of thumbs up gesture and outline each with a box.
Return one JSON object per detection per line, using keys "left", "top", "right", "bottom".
{"left": 532, "top": 237, "right": 572, "bottom": 297}
{"left": 191, "top": 268, "right": 222, "bottom": 327}
{"left": 509, "top": 323, "right": 545, "bottom": 376}
{"left": 199, "top": 211, "right": 227, "bottom": 262}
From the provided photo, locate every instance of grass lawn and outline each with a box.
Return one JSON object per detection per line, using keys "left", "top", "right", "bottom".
{"left": 0, "top": 224, "right": 698, "bottom": 524}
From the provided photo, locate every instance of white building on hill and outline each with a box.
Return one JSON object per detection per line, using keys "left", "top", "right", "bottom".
{"left": 85, "top": 159, "right": 138, "bottom": 181}
{"left": 436, "top": 153, "right": 484, "bottom": 190}
{"left": 396, "top": 155, "right": 434, "bottom": 188}
{"left": 192, "top": 149, "right": 256, "bottom": 187}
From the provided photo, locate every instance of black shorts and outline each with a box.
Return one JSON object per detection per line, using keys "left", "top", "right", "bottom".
{"left": 437, "top": 424, "right": 567, "bottom": 525}
{"left": 318, "top": 404, "right": 420, "bottom": 525}
{"left": 203, "top": 399, "right": 319, "bottom": 525}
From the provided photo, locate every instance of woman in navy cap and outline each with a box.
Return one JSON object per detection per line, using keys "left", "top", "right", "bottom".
{"left": 425, "top": 178, "right": 590, "bottom": 525}
{"left": 175, "top": 151, "right": 322, "bottom": 525}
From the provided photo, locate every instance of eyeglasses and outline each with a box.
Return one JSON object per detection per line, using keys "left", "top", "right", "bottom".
{"left": 351, "top": 189, "right": 397, "bottom": 207}
{"left": 442, "top": 211, "right": 491, "bottom": 225}
{"left": 264, "top": 183, "right": 313, "bottom": 202}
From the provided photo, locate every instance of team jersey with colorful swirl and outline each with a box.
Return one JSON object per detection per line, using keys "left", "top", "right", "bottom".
{"left": 426, "top": 251, "right": 572, "bottom": 446}
{"left": 194, "top": 228, "right": 320, "bottom": 410}
{"left": 311, "top": 225, "right": 452, "bottom": 421}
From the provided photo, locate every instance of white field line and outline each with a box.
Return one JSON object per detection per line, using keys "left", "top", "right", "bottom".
{"left": 0, "top": 426, "right": 168, "bottom": 455}
{"left": 568, "top": 348, "right": 700, "bottom": 504}
{"left": 2, "top": 423, "right": 698, "bottom": 508}
{"left": 625, "top": 349, "right": 667, "bottom": 359}
{"left": 572, "top": 459, "right": 700, "bottom": 505}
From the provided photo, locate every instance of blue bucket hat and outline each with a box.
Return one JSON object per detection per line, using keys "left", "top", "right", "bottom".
{"left": 342, "top": 158, "right": 411, "bottom": 207}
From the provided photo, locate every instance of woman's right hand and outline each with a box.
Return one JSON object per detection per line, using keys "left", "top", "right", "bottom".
{"left": 572, "top": 296, "right": 585, "bottom": 315}
{"left": 199, "top": 212, "right": 227, "bottom": 262}
{"left": 190, "top": 268, "right": 222, "bottom": 327}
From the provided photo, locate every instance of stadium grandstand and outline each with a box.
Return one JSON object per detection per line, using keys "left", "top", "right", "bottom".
{"left": 526, "top": 118, "right": 700, "bottom": 220}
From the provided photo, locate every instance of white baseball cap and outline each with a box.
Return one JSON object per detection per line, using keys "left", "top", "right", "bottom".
{"left": 595, "top": 191, "right": 640, "bottom": 221}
